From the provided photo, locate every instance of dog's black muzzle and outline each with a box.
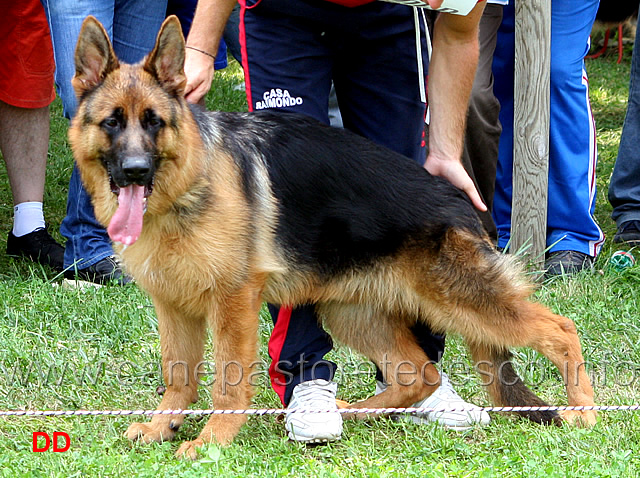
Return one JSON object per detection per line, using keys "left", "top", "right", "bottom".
{"left": 122, "top": 155, "right": 152, "bottom": 184}
{"left": 108, "top": 154, "right": 156, "bottom": 195}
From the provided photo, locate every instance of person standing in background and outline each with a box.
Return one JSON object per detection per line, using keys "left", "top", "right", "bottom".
{"left": 182, "top": 0, "right": 491, "bottom": 443}
{"left": 1, "top": 0, "right": 65, "bottom": 271}
{"left": 608, "top": 7, "right": 640, "bottom": 248}
{"left": 491, "top": 0, "right": 604, "bottom": 276}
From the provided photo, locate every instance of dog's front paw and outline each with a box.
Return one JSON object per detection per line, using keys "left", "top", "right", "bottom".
{"left": 175, "top": 438, "right": 204, "bottom": 460}
{"left": 558, "top": 409, "right": 597, "bottom": 427}
{"left": 125, "top": 421, "right": 177, "bottom": 443}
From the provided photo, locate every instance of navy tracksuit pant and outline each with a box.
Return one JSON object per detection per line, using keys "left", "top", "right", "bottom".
{"left": 240, "top": 0, "right": 445, "bottom": 405}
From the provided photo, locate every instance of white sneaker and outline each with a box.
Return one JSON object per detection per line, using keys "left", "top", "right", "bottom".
{"left": 285, "top": 379, "right": 343, "bottom": 443}
{"left": 376, "top": 372, "right": 490, "bottom": 431}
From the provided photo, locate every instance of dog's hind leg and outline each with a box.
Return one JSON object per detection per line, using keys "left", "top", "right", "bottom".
{"left": 408, "top": 229, "right": 596, "bottom": 426}
{"left": 176, "top": 283, "right": 262, "bottom": 459}
{"left": 468, "top": 343, "right": 562, "bottom": 425}
{"left": 507, "top": 302, "right": 596, "bottom": 426}
{"left": 125, "top": 298, "right": 205, "bottom": 444}
{"left": 455, "top": 294, "right": 596, "bottom": 426}
{"left": 467, "top": 302, "right": 596, "bottom": 426}
{"left": 321, "top": 305, "right": 441, "bottom": 418}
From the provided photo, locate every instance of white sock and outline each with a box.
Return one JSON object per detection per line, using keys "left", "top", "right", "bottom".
{"left": 13, "top": 201, "right": 46, "bottom": 237}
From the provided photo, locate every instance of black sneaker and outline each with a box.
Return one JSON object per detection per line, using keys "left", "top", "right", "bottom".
{"left": 613, "top": 220, "right": 640, "bottom": 247}
{"left": 6, "top": 227, "right": 65, "bottom": 271}
{"left": 63, "top": 255, "right": 132, "bottom": 285}
{"left": 544, "top": 250, "right": 594, "bottom": 277}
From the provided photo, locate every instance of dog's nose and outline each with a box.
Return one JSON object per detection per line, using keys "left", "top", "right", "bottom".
{"left": 122, "top": 156, "right": 151, "bottom": 183}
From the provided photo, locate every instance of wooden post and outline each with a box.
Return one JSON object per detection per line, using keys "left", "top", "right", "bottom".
{"left": 512, "top": 0, "right": 551, "bottom": 271}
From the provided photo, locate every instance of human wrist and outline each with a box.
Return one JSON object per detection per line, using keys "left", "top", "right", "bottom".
{"left": 185, "top": 45, "right": 216, "bottom": 61}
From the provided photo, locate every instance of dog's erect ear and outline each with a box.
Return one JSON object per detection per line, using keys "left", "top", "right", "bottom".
{"left": 144, "top": 16, "right": 186, "bottom": 96}
{"left": 73, "top": 16, "right": 119, "bottom": 97}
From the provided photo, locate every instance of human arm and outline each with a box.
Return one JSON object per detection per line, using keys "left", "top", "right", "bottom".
{"left": 425, "top": 2, "right": 487, "bottom": 211}
{"left": 183, "top": 0, "right": 237, "bottom": 104}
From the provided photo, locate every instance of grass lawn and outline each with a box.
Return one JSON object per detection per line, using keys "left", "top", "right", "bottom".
{"left": 1, "top": 47, "right": 639, "bottom": 477}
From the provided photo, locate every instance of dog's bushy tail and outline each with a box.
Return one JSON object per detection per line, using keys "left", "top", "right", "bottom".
{"left": 470, "top": 344, "right": 562, "bottom": 425}
{"left": 409, "top": 228, "right": 589, "bottom": 426}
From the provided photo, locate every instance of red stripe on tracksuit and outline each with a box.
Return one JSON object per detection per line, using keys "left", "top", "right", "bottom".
{"left": 239, "top": 0, "right": 255, "bottom": 111}
{"left": 267, "top": 306, "right": 293, "bottom": 404}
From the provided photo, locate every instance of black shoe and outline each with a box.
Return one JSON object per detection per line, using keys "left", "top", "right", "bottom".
{"left": 544, "top": 250, "right": 594, "bottom": 277}
{"left": 613, "top": 220, "right": 640, "bottom": 247}
{"left": 64, "top": 255, "right": 132, "bottom": 285}
{"left": 6, "top": 227, "right": 65, "bottom": 271}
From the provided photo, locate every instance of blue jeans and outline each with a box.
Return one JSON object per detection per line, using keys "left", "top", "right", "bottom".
{"left": 609, "top": 12, "right": 640, "bottom": 227}
{"left": 43, "top": 0, "right": 167, "bottom": 269}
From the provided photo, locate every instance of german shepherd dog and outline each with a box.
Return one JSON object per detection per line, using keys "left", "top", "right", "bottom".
{"left": 71, "top": 16, "right": 596, "bottom": 458}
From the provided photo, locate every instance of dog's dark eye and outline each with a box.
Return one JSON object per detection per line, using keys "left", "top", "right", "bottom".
{"left": 101, "top": 107, "right": 126, "bottom": 133}
{"left": 143, "top": 109, "right": 165, "bottom": 131}
{"left": 149, "top": 117, "right": 163, "bottom": 128}
{"left": 102, "top": 117, "right": 119, "bottom": 131}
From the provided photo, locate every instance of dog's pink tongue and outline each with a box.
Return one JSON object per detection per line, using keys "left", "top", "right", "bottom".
{"left": 107, "top": 184, "right": 145, "bottom": 246}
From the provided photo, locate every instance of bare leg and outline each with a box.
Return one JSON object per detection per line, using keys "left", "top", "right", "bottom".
{"left": 0, "top": 101, "right": 48, "bottom": 205}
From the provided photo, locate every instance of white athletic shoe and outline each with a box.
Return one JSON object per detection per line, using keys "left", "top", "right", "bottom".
{"left": 376, "top": 372, "right": 490, "bottom": 431}
{"left": 285, "top": 379, "right": 343, "bottom": 443}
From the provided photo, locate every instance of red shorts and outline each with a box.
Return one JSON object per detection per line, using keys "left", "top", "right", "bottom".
{"left": 0, "top": 0, "right": 55, "bottom": 109}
